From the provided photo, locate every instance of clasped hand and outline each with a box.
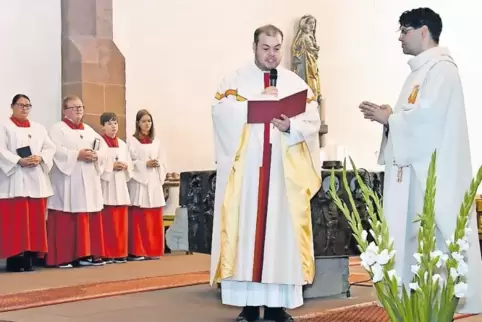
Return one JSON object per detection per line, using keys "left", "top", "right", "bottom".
{"left": 78, "top": 149, "right": 98, "bottom": 162}
{"left": 18, "top": 155, "right": 42, "bottom": 167}
{"left": 262, "top": 87, "right": 291, "bottom": 132}
{"left": 359, "top": 101, "right": 392, "bottom": 125}
{"left": 146, "top": 159, "right": 160, "bottom": 168}
{"left": 113, "top": 161, "right": 127, "bottom": 171}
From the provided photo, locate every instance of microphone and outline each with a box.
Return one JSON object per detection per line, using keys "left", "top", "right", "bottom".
{"left": 269, "top": 69, "right": 277, "bottom": 87}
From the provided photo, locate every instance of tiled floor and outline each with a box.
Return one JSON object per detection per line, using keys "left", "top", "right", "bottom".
{"left": 0, "top": 255, "right": 479, "bottom": 321}
{"left": 0, "top": 284, "right": 376, "bottom": 322}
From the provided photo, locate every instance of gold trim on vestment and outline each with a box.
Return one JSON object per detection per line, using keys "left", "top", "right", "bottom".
{"left": 214, "top": 89, "right": 247, "bottom": 102}
{"left": 212, "top": 125, "right": 321, "bottom": 285}
{"left": 280, "top": 136, "right": 321, "bottom": 283}
{"left": 212, "top": 125, "right": 251, "bottom": 284}
{"left": 408, "top": 85, "right": 420, "bottom": 104}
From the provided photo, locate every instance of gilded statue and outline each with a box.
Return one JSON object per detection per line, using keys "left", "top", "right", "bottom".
{"left": 291, "top": 15, "right": 322, "bottom": 107}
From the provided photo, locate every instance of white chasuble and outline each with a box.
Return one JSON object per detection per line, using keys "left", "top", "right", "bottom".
{"left": 47, "top": 122, "right": 107, "bottom": 213}
{"left": 0, "top": 119, "right": 55, "bottom": 199}
{"left": 210, "top": 62, "right": 321, "bottom": 308}
{"left": 378, "top": 46, "right": 482, "bottom": 313}
{"left": 100, "top": 139, "right": 133, "bottom": 206}
{"left": 126, "top": 137, "right": 167, "bottom": 209}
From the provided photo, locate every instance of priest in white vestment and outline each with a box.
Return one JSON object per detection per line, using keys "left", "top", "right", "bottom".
{"left": 360, "top": 7, "right": 482, "bottom": 314}
{"left": 47, "top": 96, "right": 107, "bottom": 268}
{"left": 99, "top": 112, "right": 133, "bottom": 263}
{"left": 0, "top": 94, "right": 56, "bottom": 272}
{"left": 210, "top": 24, "right": 321, "bottom": 322}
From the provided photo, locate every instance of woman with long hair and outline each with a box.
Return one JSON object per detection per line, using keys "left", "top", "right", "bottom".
{"left": 126, "top": 109, "right": 167, "bottom": 260}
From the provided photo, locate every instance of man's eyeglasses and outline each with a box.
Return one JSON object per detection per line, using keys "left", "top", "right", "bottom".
{"left": 399, "top": 27, "right": 415, "bottom": 35}
{"left": 65, "top": 105, "right": 84, "bottom": 111}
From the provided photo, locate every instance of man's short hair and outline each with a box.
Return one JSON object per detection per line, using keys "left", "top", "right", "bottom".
{"left": 253, "top": 24, "right": 284, "bottom": 44}
{"left": 399, "top": 7, "right": 442, "bottom": 43}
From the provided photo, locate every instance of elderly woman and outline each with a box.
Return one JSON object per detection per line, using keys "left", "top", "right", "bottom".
{"left": 0, "top": 94, "right": 56, "bottom": 272}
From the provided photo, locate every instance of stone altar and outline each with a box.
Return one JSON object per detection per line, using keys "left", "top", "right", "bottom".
{"left": 179, "top": 169, "right": 384, "bottom": 256}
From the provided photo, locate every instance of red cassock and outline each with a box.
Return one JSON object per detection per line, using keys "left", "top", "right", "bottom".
{"left": 128, "top": 206, "right": 164, "bottom": 257}
{"left": 0, "top": 117, "right": 48, "bottom": 260}
{"left": 46, "top": 119, "right": 105, "bottom": 266}
{"left": 46, "top": 210, "right": 105, "bottom": 266}
{"left": 127, "top": 135, "right": 165, "bottom": 258}
{"left": 0, "top": 197, "right": 48, "bottom": 258}
{"left": 101, "top": 133, "right": 128, "bottom": 259}
{"left": 102, "top": 205, "right": 128, "bottom": 258}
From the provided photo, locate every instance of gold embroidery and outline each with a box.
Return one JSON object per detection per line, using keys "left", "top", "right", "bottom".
{"left": 408, "top": 85, "right": 420, "bottom": 104}
{"left": 212, "top": 125, "right": 251, "bottom": 284}
{"left": 214, "top": 89, "right": 247, "bottom": 102}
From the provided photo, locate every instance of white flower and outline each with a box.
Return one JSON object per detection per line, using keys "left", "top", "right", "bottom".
{"left": 366, "top": 242, "right": 379, "bottom": 255}
{"left": 369, "top": 229, "right": 376, "bottom": 239}
{"left": 465, "top": 227, "right": 473, "bottom": 238}
{"left": 409, "top": 282, "right": 420, "bottom": 291}
{"left": 361, "top": 230, "right": 368, "bottom": 242}
{"left": 455, "top": 282, "right": 468, "bottom": 298}
{"left": 413, "top": 253, "right": 422, "bottom": 264}
{"left": 376, "top": 249, "right": 391, "bottom": 265}
{"left": 371, "top": 263, "right": 383, "bottom": 283}
{"left": 430, "top": 250, "right": 448, "bottom": 268}
{"left": 457, "top": 261, "right": 469, "bottom": 277}
{"left": 446, "top": 234, "right": 455, "bottom": 247}
{"left": 452, "top": 252, "right": 464, "bottom": 263}
{"left": 389, "top": 249, "right": 396, "bottom": 259}
{"left": 360, "top": 251, "right": 377, "bottom": 267}
{"left": 360, "top": 254, "right": 375, "bottom": 269}
{"left": 432, "top": 274, "right": 443, "bottom": 285}
{"left": 450, "top": 267, "right": 460, "bottom": 280}
{"left": 457, "top": 239, "right": 469, "bottom": 252}
{"left": 411, "top": 264, "right": 420, "bottom": 276}
{"left": 388, "top": 269, "right": 401, "bottom": 286}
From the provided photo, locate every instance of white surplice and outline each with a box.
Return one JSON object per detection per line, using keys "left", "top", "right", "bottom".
{"left": 378, "top": 46, "right": 482, "bottom": 313}
{"left": 211, "top": 62, "right": 321, "bottom": 309}
{"left": 47, "top": 122, "right": 107, "bottom": 213}
{"left": 100, "top": 139, "right": 133, "bottom": 206}
{"left": 126, "top": 137, "right": 167, "bottom": 208}
{"left": 0, "top": 119, "right": 55, "bottom": 199}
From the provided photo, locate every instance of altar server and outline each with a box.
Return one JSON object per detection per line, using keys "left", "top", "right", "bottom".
{"left": 0, "top": 94, "right": 55, "bottom": 272}
{"left": 46, "top": 95, "right": 107, "bottom": 268}
{"left": 127, "top": 109, "right": 167, "bottom": 260}
{"left": 210, "top": 25, "right": 321, "bottom": 322}
{"left": 360, "top": 7, "right": 482, "bottom": 314}
{"left": 99, "top": 112, "right": 133, "bottom": 263}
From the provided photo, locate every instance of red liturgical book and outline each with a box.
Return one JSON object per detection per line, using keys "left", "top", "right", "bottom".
{"left": 247, "top": 89, "right": 307, "bottom": 124}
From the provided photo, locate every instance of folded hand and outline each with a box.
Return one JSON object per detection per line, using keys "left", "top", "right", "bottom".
{"left": 359, "top": 101, "right": 392, "bottom": 125}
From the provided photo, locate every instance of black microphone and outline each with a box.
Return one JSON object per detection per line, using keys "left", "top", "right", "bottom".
{"left": 269, "top": 69, "right": 277, "bottom": 87}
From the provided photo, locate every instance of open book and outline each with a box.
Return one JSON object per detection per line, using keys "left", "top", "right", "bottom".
{"left": 247, "top": 89, "right": 307, "bottom": 124}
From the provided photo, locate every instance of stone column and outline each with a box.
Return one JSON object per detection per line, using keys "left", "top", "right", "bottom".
{"left": 61, "top": 0, "right": 126, "bottom": 139}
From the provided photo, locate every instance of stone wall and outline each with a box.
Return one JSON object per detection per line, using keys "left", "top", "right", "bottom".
{"left": 61, "top": 0, "right": 126, "bottom": 138}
